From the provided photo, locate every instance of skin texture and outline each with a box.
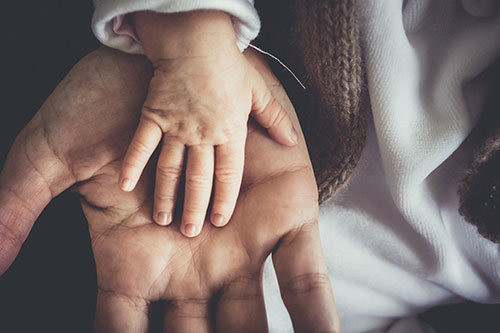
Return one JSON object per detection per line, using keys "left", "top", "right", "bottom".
{"left": 0, "top": 47, "right": 340, "bottom": 332}
{"left": 122, "top": 10, "right": 297, "bottom": 237}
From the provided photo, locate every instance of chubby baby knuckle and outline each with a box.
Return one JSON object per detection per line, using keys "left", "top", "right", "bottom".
{"left": 141, "top": 104, "right": 167, "bottom": 117}
{"left": 139, "top": 113, "right": 164, "bottom": 130}
{"left": 182, "top": 205, "right": 206, "bottom": 215}
{"left": 128, "top": 140, "right": 152, "bottom": 158}
{"left": 156, "top": 164, "right": 182, "bottom": 180}
{"left": 141, "top": 106, "right": 180, "bottom": 131}
{"left": 215, "top": 168, "right": 241, "bottom": 184}
{"left": 155, "top": 192, "right": 175, "bottom": 203}
{"left": 268, "top": 104, "right": 287, "bottom": 128}
{"left": 253, "top": 91, "right": 273, "bottom": 116}
{"left": 186, "top": 174, "right": 212, "bottom": 189}
{"left": 265, "top": 96, "right": 282, "bottom": 114}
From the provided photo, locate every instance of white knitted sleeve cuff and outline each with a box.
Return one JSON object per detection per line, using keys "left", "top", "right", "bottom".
{"left": 92, "top": 0, "right": 260, "bottom": 54}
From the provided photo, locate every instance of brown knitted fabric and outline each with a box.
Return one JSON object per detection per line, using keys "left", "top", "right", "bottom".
{"left": 459, "top": 138, "right": 500, "bottom": 243}
{"left": 255, "top": 0, "right": 368, "bottom": 204}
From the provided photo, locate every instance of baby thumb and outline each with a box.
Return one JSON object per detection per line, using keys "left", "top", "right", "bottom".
{"left": 250, "top": 73, "right": 298, "bottom": 147}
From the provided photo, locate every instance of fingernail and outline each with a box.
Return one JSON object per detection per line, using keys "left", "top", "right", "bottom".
{"left": 289, "top": 128, "right": 298, "bottom": 144}
{"left": 212, "top": 213, "right": 225, "bottom": 227}
{"left": 184, "top": 224, "right": 198, "bottom": 237}
{"left": 157, "top": 211, "right": 170, "bottom": 225}
{"left": 120, "top": 178, "right": 133, "bottom": 191}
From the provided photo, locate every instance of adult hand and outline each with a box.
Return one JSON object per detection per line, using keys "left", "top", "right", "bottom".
{"left": 0, "top": 47, "right": 339, "bottom": 332}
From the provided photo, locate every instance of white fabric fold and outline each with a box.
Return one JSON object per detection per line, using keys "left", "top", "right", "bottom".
{"left": 92, "top": 0, "right": 259, "bottom": 53}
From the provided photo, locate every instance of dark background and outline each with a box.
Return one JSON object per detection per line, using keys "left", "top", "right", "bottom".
{"left": 0, "top": 1, "right": 498, "bottom": 332}
{"left": 0, "top": 1, "right": 98, "bottom": 332}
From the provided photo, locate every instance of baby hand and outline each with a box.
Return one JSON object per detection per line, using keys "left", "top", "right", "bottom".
{"left": 119, "top": 10, "right": 297, "bottom": 237}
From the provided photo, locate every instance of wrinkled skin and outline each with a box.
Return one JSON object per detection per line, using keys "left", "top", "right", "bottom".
{"left": 0, "top": 47, "right": 339, "bottom": 332}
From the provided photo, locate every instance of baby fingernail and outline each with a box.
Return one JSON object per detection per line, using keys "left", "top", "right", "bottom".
{"left": 120, "top": 178, "right": 133, "bottom": 191}
{"left": 212, "top": 213, "right": 225, "bottom": 226}
{"left": 184, "top": 224, "right": 198, "bottom": 237}
{"left": 289, "top": 128, "right": 298, "bottom": 144}
{"left": 157, "top": 211, "right": 170, "bottom": 225}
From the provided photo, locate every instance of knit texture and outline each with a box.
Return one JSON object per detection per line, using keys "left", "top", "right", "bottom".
{"left": 257, "top": 0, "right": 500, "bottom": 243}
{"left": 255, "top": 0, "right": 368, "bottom": 204}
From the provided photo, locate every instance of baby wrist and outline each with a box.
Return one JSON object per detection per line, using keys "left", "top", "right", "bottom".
{"left": 133, "top": 10, "right": 239, "bottom": 63}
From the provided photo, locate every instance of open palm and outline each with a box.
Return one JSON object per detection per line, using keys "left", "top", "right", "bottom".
{"left": 0, "top": 47, "right": 338, "bottom": 332}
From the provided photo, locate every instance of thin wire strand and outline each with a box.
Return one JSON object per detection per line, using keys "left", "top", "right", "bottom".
{"left": 248, "top": 44, "right": 306, "bottom": 90}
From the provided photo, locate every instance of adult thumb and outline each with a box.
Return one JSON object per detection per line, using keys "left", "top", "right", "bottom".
{"left": 0, "top": 117, "right": 75, "bottom": 275}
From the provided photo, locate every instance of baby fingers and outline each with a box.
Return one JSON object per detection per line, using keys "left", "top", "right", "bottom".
{"left": 211, "top": 141, "right": 245, "bottom": 227}
{"left": 153, "top": 138, "right": 185, "bottom": 226}
{"left": 181, "top": 144, "right": 214, "bottom": 237}
{"left": 251, "top": 73, "right": 298, "bottom": 147}
{"left": 120, "top": 117, "right": 162, "bottom": 192}
{"left": 160, "top": 141, "right": 244, "bottom": 236}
